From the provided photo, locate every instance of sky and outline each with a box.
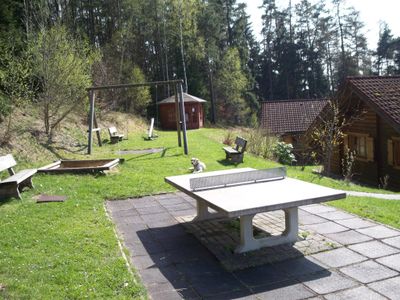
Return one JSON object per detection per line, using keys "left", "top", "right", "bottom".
{"left": 243, "top": 0, "right": 400, "bottom": 50}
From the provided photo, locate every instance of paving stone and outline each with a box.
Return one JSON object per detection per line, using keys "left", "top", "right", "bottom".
{"left": 233, "top": 264, "right": 289, "bottom": 287}
{"left": 382, "top": 235, "right": 400, "bottom": 249}
{"left": 300, "top": 204, "right": 337, "bottom": 214}
{"left": 311, "top": 248, "right": 366, "bottom": 268}
{"left": 204, "top": 289, "right": 255, "bottom": 299}
{"left": 139, "top": 265, "right": 184, "bottom": 286}
{"left": 299, "top": 213, "right": 328, "bottom": 225}
{"left": 116, "top": 215, "right": 144, "bottom": 225}
{"left": 147, "top": 218, "right": 179, "bottom": 228}
{"left": 304, "top": 222, "right": 348, "bottom": 234}
{"left": 131, "top": 197, "right": 159, "bottom": 208}
{"left": 164, "top": 246, "right": 214, "bottom": 264}
{"left": 110, "top": 208, "right": 139, "bottom": 218}
{"left": 149, "top": 284, "right": 201, "bottom": 300}
{"left": 252, "top": 280, "right": 314, "bottom": 299}
{"left": 136, "top": 205, "right": 167, "bottom": 215}
{"left": 318, "top": 211, "right": 354, "bottom": 221}
{"left": 190, "top": 273, "right": 244, "bottom": 297}
{"left": 126, "top": 239, "right": 164, "bottom": 256}
{"left": 348, "top": 240, "right": 400, "bottom": 258}
{"left": 324, "top": 286, "right": 387, "bottom": 300}
{"left": 170, "top": 209, "right": 196, "bottom": 218}
{"left": 175, "top": 259, "right": 224, "bottom": 280}
{"left": 163, "top": 202, "right": 195, "bottom": 212}
{"left": 141, "top": 212, "right": 176, "bottom": 224}
{"left": 376, "top": 253, "right": 400, "bottom": 272}
{"left": 130, "top": 253, "right": 173, "bottom": 270}
{"left": 325, "top": 230, "right": 372, "bottom": 245}
{"left": 368, "top": 276, "right": 400, "bottom": 300}
{"left": 106, "top": 199, "right": 136, "bottom": 211}
{"left": 357, "top": 225, "right": 400, "bottom": 239}
{"left": 340, "top": 260, "right": 398, "bottom": 283}
{"left": 335, "top": 218, "right": 376, "bottom": 229}
{"left": 273, "top": 256, "right": 327, "bottom": 278}
{"left": 300, "top": 271, "right": 358, "bottom": 295}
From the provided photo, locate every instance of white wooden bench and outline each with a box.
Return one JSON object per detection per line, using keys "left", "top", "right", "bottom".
{"left": 108, "top": 126, "right": 124, "bottom": 144}
{"left": 223, "top": 136, "right": 247, "bottom": 163}
{"left": 0, "top": 154, "right": 37, "bottom": 199}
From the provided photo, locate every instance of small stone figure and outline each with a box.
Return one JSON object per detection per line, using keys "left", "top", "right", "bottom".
{"left": 190, "top": 158, "right": 206, "bottom": 173}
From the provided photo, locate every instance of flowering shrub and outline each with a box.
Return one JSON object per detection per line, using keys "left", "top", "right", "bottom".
{"left": 273, "top": 142, "right": 297, "bottom": 165}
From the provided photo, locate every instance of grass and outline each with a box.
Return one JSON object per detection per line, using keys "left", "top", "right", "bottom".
{"left": 1, "top": 127, "right": 400, "bottom": 298}
{"left": 330, "top": 196, "right": 400, "bottom": 229}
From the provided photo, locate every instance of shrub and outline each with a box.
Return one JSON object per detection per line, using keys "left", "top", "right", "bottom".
{"left": 244, "top": 127, "right": 277, "bottom": 160}
{"left": 223, "top": 130, "right": 235, "bottom": 146}
{"left": 273, "top": 142, "right": 297, "bottom": 165}
{"left": 29, "top": 25, "right": 99, "bottom": 138}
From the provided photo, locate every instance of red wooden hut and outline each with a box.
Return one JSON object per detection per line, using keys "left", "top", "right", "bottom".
{"left": 158, "top": 93, "right": 206, "bottom": 130}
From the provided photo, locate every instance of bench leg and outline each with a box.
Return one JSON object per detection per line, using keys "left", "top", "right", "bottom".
{"left": 0, "top": 183, "right": 22, "bottom": 200}
{"left": 193, "top": 200, "right": 224, "bottom": 221}
{"left": 19, "top": 177, "right": 34, "bottom": 190}
{"left": 235, "top": 208, "right": 299, "bottom": 253}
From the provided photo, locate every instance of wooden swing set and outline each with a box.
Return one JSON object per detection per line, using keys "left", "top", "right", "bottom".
{"left": 86, "top": 79, "right": 188, "bottom": 155}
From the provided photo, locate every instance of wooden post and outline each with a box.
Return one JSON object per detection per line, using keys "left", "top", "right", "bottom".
{"left": 93, "top": 110, "right": 102, "bottom": 147}
{"left": 178, "top": 82, "right": 188, "bottom": 155}
{"left": 87, "top": 89, "right": 95, "bottom": 154}
{"left": 174, "top": 84, "right": 182, "bottom": 147}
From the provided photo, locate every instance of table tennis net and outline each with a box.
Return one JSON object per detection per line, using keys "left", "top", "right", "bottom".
{"left": 190, "top": 167, "right": 286, "bottom": 191}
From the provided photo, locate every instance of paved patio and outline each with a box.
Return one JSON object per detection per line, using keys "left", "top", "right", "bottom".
{"left": 107, "top": 192, "right": 400, "bottom": 300}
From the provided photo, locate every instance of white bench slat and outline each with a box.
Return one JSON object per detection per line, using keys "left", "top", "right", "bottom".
{"left": 1, "top": 169, "right": 37, "bottom": 184}
{"left": 223, "top": 147, "right": 239, "bottom": 154}
{"left": 0, "top": 154, "right": 17, "bottom": 172}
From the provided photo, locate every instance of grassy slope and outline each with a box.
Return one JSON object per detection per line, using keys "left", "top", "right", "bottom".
{"left": 1, "top": 127, "right": 400, "bottom": 298}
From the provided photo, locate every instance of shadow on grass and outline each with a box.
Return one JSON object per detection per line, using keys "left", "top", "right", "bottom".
{"left": 217, "top": 159, "right": 242, "bottom": 167}
{"left": 123, "top": 148, "right": 184, "bottom": 162}
{"left": 0, "top": 197, "right": 15, "bottom": 207}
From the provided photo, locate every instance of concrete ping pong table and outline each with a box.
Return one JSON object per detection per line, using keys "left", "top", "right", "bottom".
{"left": 165, "top": 167, "right": 346, "bottom": 253}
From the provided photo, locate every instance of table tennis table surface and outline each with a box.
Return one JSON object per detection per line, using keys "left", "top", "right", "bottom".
{"left": 165, "top": 168, "right": 346, "bottom": 218}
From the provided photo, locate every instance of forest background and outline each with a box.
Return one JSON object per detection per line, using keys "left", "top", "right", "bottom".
{"left": 1, "top": 0, "right": 400, "bottom": 139}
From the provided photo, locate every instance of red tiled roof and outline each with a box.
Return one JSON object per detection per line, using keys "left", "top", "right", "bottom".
{"left": 346, "top": 76, "right": 400, "bottom": 132}
{"left": 261, "top": 99, "right": 329, "bottom": 135}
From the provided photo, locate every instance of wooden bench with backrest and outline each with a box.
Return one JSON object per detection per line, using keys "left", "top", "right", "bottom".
{"left": 0, "top": 154, "right": 37, "bottom": 199}
{"left": 108, "top": 126, "right": 124, "bottom": 144}
{"left": 223, "top": 136, "right": 247, "bottom": 163}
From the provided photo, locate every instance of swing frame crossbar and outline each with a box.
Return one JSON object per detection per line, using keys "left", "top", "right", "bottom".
{"left": 86, "top": 80, "right": 188, "bottom": 155}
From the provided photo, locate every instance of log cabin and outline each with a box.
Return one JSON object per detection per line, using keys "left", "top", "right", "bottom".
{"left": 328, "top": 76, "right": 400, "bottom": 189}
{"left": 260, "top": 99, "right": 328, "bottom": 157}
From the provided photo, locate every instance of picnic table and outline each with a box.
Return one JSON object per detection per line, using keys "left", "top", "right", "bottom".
{"left": 165, "top": 167, "right": 346, "bottom": 253}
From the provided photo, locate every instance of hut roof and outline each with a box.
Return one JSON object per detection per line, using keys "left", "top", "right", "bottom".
{"left": 157, "top": 93, "right": 207, "bottom": 105}
{"left": 261, "top": 99, "right": 329, "bottom": 135}
{"left": 344, "top": 76, "right": 400, "bottom": 133}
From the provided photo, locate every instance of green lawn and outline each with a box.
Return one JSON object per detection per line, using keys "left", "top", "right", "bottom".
{"left": 1, "top": 128, "right": 400, "bottom": 298}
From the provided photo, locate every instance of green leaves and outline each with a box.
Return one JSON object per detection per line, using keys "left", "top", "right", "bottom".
{"left": 29, "top": 25, "right": 99, "bottom": 135}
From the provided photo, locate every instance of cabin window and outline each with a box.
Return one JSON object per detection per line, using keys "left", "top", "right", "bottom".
{"left": 388, "top": 138, "right": 400, "bottom": 167}
{"left": 349, "top": 135, "right": 367, "bottom": 158}
{"left": 394, "top": 141, "right": 400, "bottom": 166}
{"left": 344, "top": 133, "right": 374, "bottom": 162}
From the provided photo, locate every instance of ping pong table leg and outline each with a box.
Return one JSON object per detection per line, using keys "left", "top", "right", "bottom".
{"left": 236, "top": 208, "right": 299, "bottom": 253}
{"left": 282, "top": 207, "right": 299, "bottom": 242}
{"left": 193, "top": 200, "right": 224, "bottom": 221}
{"left": 236, "top": 214, "right": 258, "bottom": 253}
